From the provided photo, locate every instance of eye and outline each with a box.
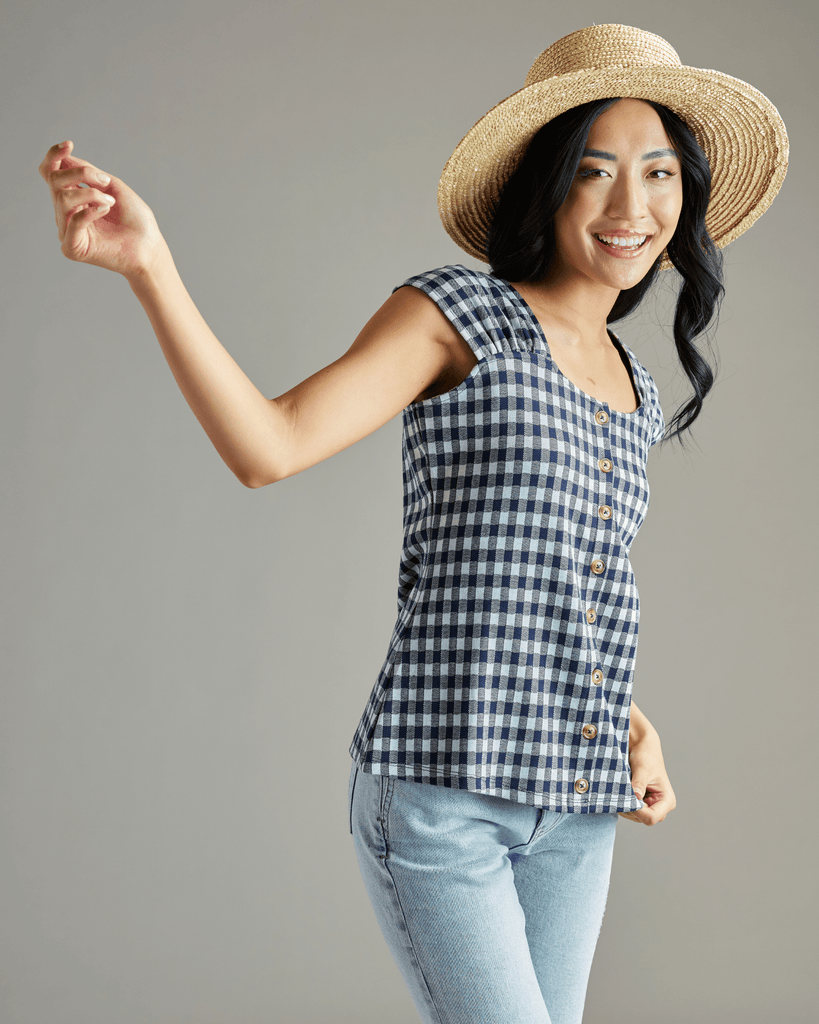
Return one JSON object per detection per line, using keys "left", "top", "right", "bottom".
{"left": 578, "top": 167, "right": 610, "bottom": 179}
{"left": 648, "top": 168, "right": 677, "bottom": 179}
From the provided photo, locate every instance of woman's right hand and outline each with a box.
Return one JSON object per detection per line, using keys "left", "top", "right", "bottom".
{"left": 38, "top": 140, "right": 170, "bottom": 280}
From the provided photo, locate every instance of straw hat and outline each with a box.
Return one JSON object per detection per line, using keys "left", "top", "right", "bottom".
{"left": 438, "top": 24, "right": 789, "bottom": 270}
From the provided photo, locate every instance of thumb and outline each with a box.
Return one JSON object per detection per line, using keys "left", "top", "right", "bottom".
{"left": 631, "top": 779, "right": 645, "bottom": 801}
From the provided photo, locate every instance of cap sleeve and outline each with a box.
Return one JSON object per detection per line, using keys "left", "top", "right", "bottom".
{"left": 641, "top": 368, "right": 665, "bottom": 446}
{"left": 393, "top": 264, "right": 535, "bottom": 363}
{"left": 651, "top": 400, "right": 666, "bottom": 446}
{"left": 639, "top": 363, "right": 666, "bottom": 446}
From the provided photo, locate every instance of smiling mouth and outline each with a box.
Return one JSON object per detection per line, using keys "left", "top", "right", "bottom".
{"left": 594, "top": 233, "right": 651, "bottom": 251}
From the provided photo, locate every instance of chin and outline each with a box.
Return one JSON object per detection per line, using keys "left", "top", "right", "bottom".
{"left": 588, "top": 251, "right": 661, "bottom": 290}
{"left": 605, "top": 265, "right": 655, "bottom": 290}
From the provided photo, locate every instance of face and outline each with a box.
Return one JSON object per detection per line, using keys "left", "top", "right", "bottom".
{"left": 551, "top": 99, "right": 683, "bottom": 292}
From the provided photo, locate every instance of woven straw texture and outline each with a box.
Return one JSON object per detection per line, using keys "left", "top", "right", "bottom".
{"left": 438, "top": 24, "right": 789, "bottom": 271}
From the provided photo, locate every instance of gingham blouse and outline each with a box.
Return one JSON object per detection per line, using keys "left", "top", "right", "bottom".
{"left": 349, "top": 264, "right": 665, "bottom": 814}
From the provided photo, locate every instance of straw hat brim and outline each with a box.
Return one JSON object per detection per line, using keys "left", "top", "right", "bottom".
{"left": 438, "top": 66, "right": 789, "bottom": 271}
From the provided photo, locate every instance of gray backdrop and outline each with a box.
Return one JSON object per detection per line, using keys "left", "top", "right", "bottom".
{"left": 3, "top": 1, "right": 815, "bottom": 1022}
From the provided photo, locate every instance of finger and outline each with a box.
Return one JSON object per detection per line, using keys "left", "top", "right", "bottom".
{"left": 51, "top": 163, "right": 114, "bottom": 192}
{"left": 620, "top": 796, "right": 674, "bottom": 826}
{"left": 39, "top": 140, "right": 73, "bottom": 179}
{"left": 62, "top": 201, "right": 115, "bottom": 261}
{"left": 40, "top": 142, "right": 114, "bottom": 200}
{"left": 59, "top": 185, "right": 115, "bottom": 214}
{"left": 56, "top": 187, "right": 115, "bottom": 240}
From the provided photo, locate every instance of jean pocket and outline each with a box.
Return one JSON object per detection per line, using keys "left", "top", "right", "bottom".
{"left": 348, "top": 761, "right": 358, "bottom": 835}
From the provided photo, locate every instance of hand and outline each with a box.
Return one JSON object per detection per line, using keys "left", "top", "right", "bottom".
{"left": 618, "top": 729, "right": 677, "bottom": 826}
{"left": 38, "top": 140, "right": 170, "bottom": 280}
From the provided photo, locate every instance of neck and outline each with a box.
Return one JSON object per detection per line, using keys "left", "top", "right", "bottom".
{"left": 518, "top": 262, "right": 619, "bottom": 347}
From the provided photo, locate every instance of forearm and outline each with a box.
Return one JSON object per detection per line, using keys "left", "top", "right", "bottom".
{"left": 127, "top": 250, "right": 287, "bottom": 487}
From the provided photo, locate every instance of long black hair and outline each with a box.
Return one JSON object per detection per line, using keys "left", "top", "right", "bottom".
{"left": 485, "top": 98, "right": 724, "bottom": 444}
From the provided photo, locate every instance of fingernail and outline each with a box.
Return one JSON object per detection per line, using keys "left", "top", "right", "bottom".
{"left": 97, "top": 173, "right": 111, "bottom": 185}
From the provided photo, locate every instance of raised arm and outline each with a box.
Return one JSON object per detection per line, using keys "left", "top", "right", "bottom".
{"left": 128, "top": 259, "right": 467, "bottom": 487}
{"left": 39, "top": 142, "right": 472, "bottom": 488}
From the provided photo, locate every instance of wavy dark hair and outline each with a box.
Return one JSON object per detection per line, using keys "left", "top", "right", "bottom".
{"left": 485, "top": 98, "right": 724, "bottom": 443}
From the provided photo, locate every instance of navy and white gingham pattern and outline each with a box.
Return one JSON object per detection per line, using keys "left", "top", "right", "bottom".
{"left": 350, "top": 265, "right": 665, "bottom": 813}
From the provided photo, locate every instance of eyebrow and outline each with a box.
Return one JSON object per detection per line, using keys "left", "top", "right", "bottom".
{"left": 582, "top": 147, "right": 679, "bottom": 161}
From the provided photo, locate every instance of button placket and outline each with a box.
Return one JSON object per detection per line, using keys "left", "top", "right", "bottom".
{"left": 593, "top": 406, "right": 613, "bottom": 562}
{"left": 581, "top": 403, "right": 614, "bottom": 765}
{"left": 579, "top": 404, "right": 612, "bottom": 786}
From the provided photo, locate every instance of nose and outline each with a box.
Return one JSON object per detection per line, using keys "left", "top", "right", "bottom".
{"left": 605, "top": 167, "right": 650, "bottom": 224}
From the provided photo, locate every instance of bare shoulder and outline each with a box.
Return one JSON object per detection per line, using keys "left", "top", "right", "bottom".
{"left": 362, "top": 283, "right": 464, "bottom": 349}
{"left": 376, "top": 285, "right": 478, "bottom": 401}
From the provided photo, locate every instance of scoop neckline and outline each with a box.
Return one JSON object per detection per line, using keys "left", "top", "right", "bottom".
{"left": 501, "top": 279, "right": 644, "bottom": 416}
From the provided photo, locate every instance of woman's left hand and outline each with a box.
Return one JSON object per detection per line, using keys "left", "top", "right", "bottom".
{"left": 618, "top": 730, "right": 677, "bottom": 826}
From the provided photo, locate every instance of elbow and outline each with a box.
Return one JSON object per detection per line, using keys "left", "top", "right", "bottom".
{"left": 238, "top": 460, "right": 290, "bottom": 488}
{"left": 239, "top": 469, "right": 278, "bottom": 489}
{"left": 240, "top": 474, "right": 267, "bottom": 489}
{"left": 236, "top": 406, "right": 296, "bottom": 487}
{"left": 240, "top": 400, "right": 296, "bottom": 487}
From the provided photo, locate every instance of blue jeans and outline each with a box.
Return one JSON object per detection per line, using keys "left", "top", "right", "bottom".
{"left": 349, "top": 762, "right": 618, "bottom": 1024}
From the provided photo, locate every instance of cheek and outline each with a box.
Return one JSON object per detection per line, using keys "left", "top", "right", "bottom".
{"left": 560, "top": 187, "right": 593, "bottom": 221}
{"left": 660, "top": 188, "right": 684, "bottom": 234}
{"left": 554, "top": 191, "right": 592, "bottom": 244}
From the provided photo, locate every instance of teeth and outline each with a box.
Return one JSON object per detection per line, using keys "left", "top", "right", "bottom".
{"left": 596, "top": 234, "right": 648, "bottom": 248}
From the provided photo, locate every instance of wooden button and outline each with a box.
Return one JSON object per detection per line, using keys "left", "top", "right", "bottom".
{"left": 586, "top": 608, "right": 596, "bottom": 624}
{"left": 592, "top": 669, "right": 603, "bottom": 684}
{"left": 599, "top": 505, "right": 612, "bottom": 520}
{"left": 582, "top": 724, "right": 598, "bottom": 740}
{"left": 574, "top": 778, "right": 589, "bottom": 794}
{"left": 595, "top": 409, "right": 609, "bottom": 426}
{"left": 598, "top": 458, "right": 613, "bottom": 473}
{"left": 591, "top": 559, "right": 605, "bottom": 575}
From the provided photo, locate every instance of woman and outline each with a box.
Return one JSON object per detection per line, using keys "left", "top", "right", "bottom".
{"left": 38, "top": 23, "right": 787, "bottom": 1024}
